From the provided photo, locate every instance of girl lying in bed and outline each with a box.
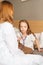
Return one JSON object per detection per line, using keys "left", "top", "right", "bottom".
{"left": 0, "top": 1, "right": 43, "bottom": 65}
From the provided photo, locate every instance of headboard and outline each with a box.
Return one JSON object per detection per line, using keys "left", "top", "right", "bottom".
{"left": 14, "top": 20, "right": 43, "bottom": 33}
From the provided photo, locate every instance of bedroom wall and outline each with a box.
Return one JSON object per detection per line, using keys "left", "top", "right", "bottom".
{"left": 7, "top": 0, "right": 43, "bottom": 20}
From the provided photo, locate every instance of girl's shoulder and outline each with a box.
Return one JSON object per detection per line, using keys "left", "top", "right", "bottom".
{"left": 27, "top": 33, "right": 35, "bottom": 40}
{"left": 27, "top": 33, "right": 34, "bottom": 37}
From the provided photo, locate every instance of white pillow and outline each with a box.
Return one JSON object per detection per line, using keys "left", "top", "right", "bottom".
{"left": 39, "top": 32, "right": 43, "bottom": 48}
{"left": 35, "top": 33, "right": 40, "bottom": 40}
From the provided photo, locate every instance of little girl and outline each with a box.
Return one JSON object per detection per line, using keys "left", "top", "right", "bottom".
{"left": 17, "top": 20, "right": 41, "bottom": 53}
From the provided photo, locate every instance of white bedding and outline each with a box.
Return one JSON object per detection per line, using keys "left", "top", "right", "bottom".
{"left": 0, "top": 43, "right": 43, "bottom": 65}
{"left": 0, "top": 22, "right": 43, "bottom": 65}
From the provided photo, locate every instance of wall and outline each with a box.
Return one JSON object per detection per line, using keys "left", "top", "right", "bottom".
{"left": 8, "top": 0, "right": 43, "bottom": 20}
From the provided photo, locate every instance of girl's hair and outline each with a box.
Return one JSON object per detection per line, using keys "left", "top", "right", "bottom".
{"left": 0, "top": 0, "right": 14, "bottom": 26}
{"left": 19, "top": 19, "right": 36, "bottom": 38}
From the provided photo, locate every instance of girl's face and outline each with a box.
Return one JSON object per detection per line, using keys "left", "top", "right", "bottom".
{"left": 20, "top": 22, "right": 28, "bottom": 34}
